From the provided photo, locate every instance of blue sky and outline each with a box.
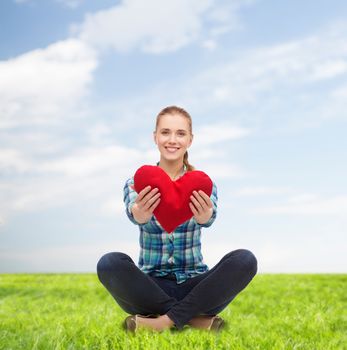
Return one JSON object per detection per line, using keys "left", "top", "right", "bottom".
{"left": 1, "top": 0, "right": 346, "bottom": 273}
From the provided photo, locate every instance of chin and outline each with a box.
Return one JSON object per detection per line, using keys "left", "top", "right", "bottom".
{"left": 163, "top": 156, "right": 180, "bottom": 162}
{"left": 162, "top": 154, "right": 183, "bottom": 162}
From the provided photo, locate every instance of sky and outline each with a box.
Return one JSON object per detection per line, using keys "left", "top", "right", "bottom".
{"left": 0, "top": 0, "right": 346, "bottom": 273}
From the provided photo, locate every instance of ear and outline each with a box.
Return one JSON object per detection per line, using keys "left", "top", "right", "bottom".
{"left": 153, "top": 131, "right": 157, "bottom": 144}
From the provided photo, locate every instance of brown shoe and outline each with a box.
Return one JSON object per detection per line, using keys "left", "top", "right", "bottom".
{"left": 208, "top": 315, "right": 225, "bottom": 332}
{"left": 123, "top": 315, "right": 138, "bottom": 332}
{"left": 123, "top": 314, "right": 159, "bottom": 333}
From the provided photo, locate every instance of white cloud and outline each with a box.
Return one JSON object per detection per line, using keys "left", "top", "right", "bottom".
{"left": 100, "top": 196, "right": 125, "bottom": 217}
{"left": 233, "top": 186, "right": 292, "bottom": 196}
{"left": 201, "top": 39, "right": 217, "bottom": 50}
{"left": 14, "top": 0, "right": 85, "bottom": 8}
{"left": 0, "top": 241, "right": 140, "bottom": 272}
{"left": 172, "top": 22, "right": 347, "bottom": 121}
{"left": 39, "top": 145, "right": 143, "bottom": 177}
{"left": 0, "top": 130, "right": 70, "bottom": 156}
{"left": 0, "top": 149, "right": 32, "bottom": 174}
{"left": 75, "top": 0, "right": 211, "bottom": 53}
{"left": 0, "top": 38, "right": 97, "bottom": 128}
{"left": 332, "top": 84, "right": 347, "bottom": 99}
{"left": 56, "top": 0, "right": 84, "bottom": 9}
{"left": 74, "top": 0, "right": 251, "bottom": 54}
{"left": 309, "top": 60, "right": 347, "bottom": 81}
{"left": 81, "top": 20, "right": 347, "bottom": 131}
{"left": 193, "top": 123, "right": 251, "bottom": 147}
{"left": 85, "top": 123, "right": 114, "bottom": 145}
{"left": 189, "top": 234, "right": 347, "bottom": 273}
{"left": 254, "top": 194, "right": 347, "bottom": 215}
{"left": 287, "top": 194, "right": 318, "bottom": 203}
{"left": 253, "top": 241, "right": 346, "bottom": 273}
{"left": 195, "top": 161, "right": 246, "bottom": 179}
{"left": 1, "top": 144, "right": 151, "bottom": 214}
{"left": 0, "top": 214, "right": 5, "bottom": 226}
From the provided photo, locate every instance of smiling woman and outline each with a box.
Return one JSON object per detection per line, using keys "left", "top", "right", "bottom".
{"left": 96, "top": 105, "right": 258, "bottom": 333}
{"left": 153, "top": 106, "right": 195, "bottom": 177}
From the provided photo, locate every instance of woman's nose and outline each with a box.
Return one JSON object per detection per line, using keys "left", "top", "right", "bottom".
{"left": 168, "top": 134, "right": 177, "bottom": 143}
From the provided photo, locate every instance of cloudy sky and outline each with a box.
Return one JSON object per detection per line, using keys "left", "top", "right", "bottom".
{"left": 1, "top": 0, "right": 346, "bottom": 273}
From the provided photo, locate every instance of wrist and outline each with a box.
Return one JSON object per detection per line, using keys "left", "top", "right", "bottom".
{"left": 197, "top": 210, "right": 213, "bottom": 224}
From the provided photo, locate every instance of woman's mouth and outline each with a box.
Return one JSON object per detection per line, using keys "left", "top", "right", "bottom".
{"left": 165, "top": 147, "right": 180, "bottom": 153}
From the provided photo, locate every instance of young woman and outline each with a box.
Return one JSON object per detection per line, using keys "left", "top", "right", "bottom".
{"left": 97, "top": 106, "right": 257, "bottom": 332}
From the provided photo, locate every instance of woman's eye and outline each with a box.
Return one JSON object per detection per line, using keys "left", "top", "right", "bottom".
{"left": 178, "top": 132, "right": 186, "bottom": 136}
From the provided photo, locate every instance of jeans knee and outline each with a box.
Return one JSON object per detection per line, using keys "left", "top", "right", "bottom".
{"left": 96, "top": 252, "right": 130, "bottom": 277}
{"left": 227, "top": 249, "right": 258, "bottom": 277}
{"left": 239, "top": 249, "right": 258, "bottom": 276}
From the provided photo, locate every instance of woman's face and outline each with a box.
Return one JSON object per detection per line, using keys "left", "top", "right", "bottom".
{"left": 153, "top": 113, "right": 193, "bottom": 162}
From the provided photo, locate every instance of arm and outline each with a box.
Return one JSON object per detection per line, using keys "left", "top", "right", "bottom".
{"left": 123, "top": 177, "right": 140, "bottom": 225}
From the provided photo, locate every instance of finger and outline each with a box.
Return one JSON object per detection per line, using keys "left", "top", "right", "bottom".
{"left": 138, "top": 187, "right": 157, "bottom": 203}
{"left": 142, "top": 188, "right": 159, "bottom": 205}
{"left": 190, "top": 194, "right": 203, "bottom": 212}
{"left": 198, "top": 190, "right": 213, "bottom": 207}
{"left": 144, "top": 192, "right": 161, "bottom": 210}
{"left": 192, "top": 191, "right": 207, "bottom": 209}
{"left": 149, "top": 197, "right": 161, "bottom": 212}
{"left": 136, "top": 186, "right": 152, "bottom": 201}
{"left": 189, "top": 202, "right": 198, "bottom": 215}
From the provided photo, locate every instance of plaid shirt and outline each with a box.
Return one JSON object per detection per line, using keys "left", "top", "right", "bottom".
{"left": 123, "top": 168, "right": 218, "bottom": 284}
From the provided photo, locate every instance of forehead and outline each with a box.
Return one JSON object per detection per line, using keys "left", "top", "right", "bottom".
{"left": 157, "top": 113, "right": 190, "bottom": 131}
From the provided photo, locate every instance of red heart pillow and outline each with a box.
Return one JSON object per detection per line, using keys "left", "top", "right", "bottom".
{"left": 133, "top": 165, "right": 213, "bottom": 233}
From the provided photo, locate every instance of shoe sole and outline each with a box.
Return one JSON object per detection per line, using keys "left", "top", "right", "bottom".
{"left": 209, "top": 316, "right": 225, "bottom": 332}
{"left": 124, "top": 315, "right": 137, "bottom": 332}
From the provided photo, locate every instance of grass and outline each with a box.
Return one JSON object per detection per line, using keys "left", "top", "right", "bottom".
{"left": 0, "top": 274, "right": 346, "bottom": 350}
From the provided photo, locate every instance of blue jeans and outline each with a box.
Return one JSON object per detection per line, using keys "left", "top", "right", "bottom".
{"left": 97, "top": 249, "right": 257, "bottom": 330}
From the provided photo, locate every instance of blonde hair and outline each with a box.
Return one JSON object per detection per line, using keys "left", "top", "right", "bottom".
{"left": 155, "top": 106, "right": 195, "bottom": 171}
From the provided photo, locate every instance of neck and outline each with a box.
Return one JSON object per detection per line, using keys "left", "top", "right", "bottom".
{"left": 158, "top": 158, "right": 185, "bottom": 180}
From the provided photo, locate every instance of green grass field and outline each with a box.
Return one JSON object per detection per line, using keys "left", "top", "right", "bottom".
{"left": 0, "top": 274, "right": 346, "bottom": 350}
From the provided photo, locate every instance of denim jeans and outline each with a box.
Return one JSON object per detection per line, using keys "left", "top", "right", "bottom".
{"left": 97, "top": 249, "right": 257, "bottom": 330}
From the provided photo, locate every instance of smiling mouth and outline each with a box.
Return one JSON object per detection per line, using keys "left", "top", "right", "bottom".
{"left": 165, "top": 147, "right": 180, "bottom": 152}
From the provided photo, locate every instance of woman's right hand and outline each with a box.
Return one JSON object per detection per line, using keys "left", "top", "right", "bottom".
{"left": 131, "top": 186, "right": 161, "bottom": 224}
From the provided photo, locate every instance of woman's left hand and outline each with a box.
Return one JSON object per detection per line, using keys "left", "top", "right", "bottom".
{"left": 189, "top": 190, "right": 213, "bottom": 225}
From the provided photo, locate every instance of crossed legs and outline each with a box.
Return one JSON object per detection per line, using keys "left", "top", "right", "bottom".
{"left": 97, "top": 249, "right": 257, "bottom": 330}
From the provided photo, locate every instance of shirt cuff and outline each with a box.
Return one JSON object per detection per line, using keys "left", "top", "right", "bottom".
{"left": 197, "top": 209, "right": 216, "bottom": 228}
